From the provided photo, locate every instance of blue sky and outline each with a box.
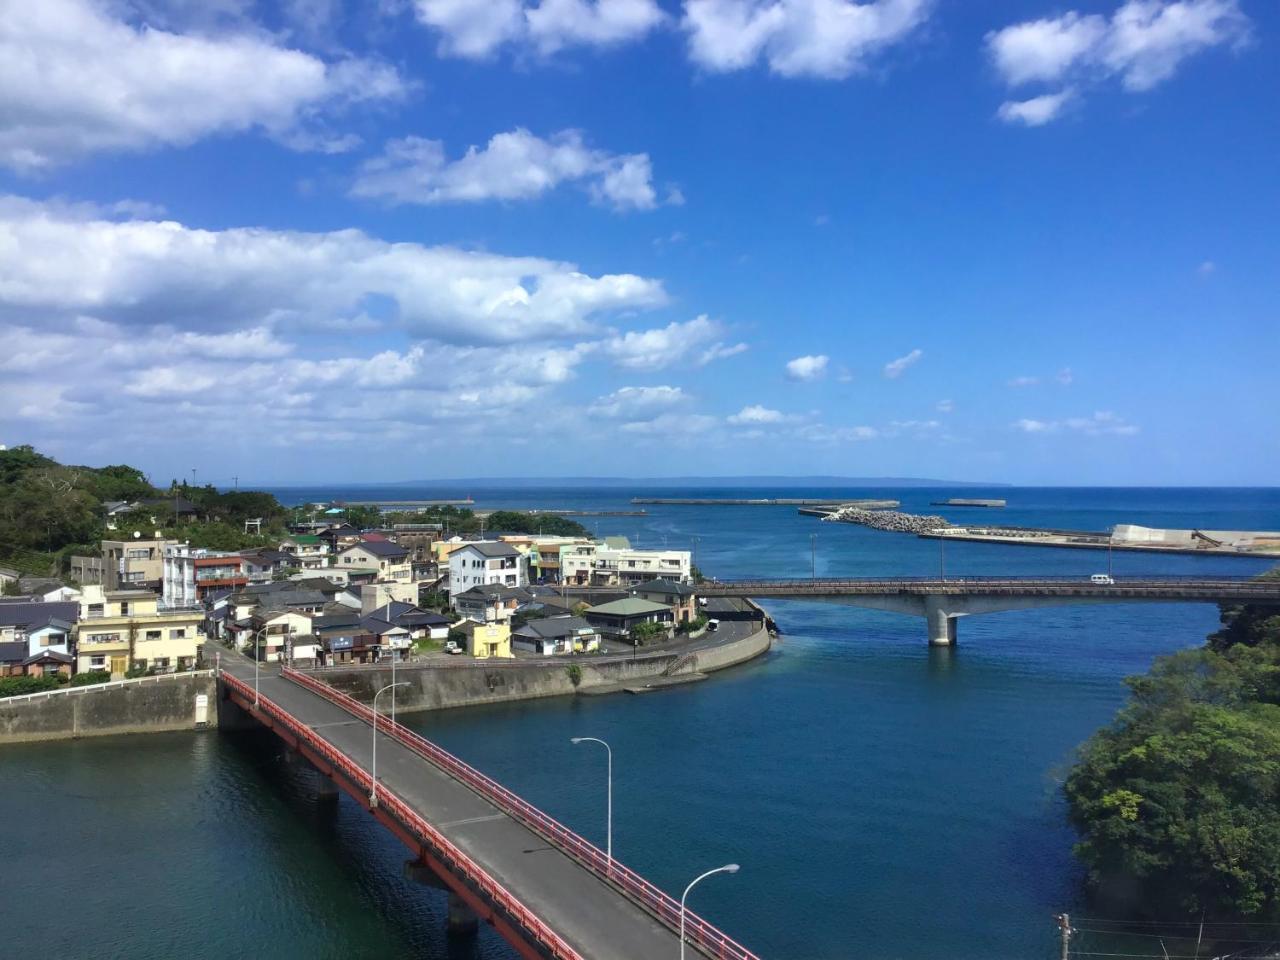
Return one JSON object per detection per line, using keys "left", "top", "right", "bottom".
{"left": 0, "top": 0, "right": 1275, "bottom": 485}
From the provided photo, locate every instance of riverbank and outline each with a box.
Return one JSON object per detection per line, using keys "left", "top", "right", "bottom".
{"left": 0, "top": 672, "right": 216, "bottom": 744}
{"left": 310, "top": 618, "right": 773, "bottom": 715}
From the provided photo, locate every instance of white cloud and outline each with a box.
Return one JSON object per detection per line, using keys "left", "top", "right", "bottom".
{"left": 997, "top": 89, "right": 1075, "bottom": 126}
{"left": 785, "top": 354, "right": 829, "bottom": 381}
{"left": 1015, "top": 411, "right": 1138, "bottom": 436}
{"left": 936, "top": 398, "right": 954, "bottom": 413}
{"left": 352, "top": 129, "right": 662, "bottom": 211}
{"left": 727, "top": 404, "right": 787, "bottom": 424}
{"left": 0, "top": 195, "right": 666, "bottom": 344}
{"left": 883, "top": 348, "right": 922, "bottom": 378}
{"left": 620, "top": 412, "right": 719, "bottom": 435}
{"left": 986, "top": 1, "right": 1249, "bottom": 121}
{"left": 0, "top": 0, "right": 404, "bottom": 171}
{"left": 1056, "top": 367, "right": 1074, "bottom": 385}
{"left": 603, "top": 315, "right": 747, "bottom": 371}
{"left": 1008, "top": 375, "right": 1040, "bottom": 388}
{"left": 799, "top": 423, "right": 879, "bottom": 442}
{"left": 589, "top": 385, "right": 689, "bottom": 416}
{"left": 683, "top": 0, "right": 931, "bottom": 78}
{"left": 413, "top": 0, "right": 664, "bottom": 59}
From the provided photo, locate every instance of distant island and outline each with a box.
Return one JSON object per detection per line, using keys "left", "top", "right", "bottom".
{"left": 271, "top": 475, "right": 1010, "bottom": 489}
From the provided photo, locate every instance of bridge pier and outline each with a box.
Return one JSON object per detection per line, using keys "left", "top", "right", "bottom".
{"left": 925, "top": 597, "right": 957, "bottom": 646}
{"left": 404, "top": 858, "right": 479, "bottom": 937}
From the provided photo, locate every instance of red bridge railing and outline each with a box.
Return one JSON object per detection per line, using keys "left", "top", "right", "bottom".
{"left": 282, "top": 667, "right": 761, "bottom": 960}
{"left": 221, "top": 671, "right": 583, "bottom": 960}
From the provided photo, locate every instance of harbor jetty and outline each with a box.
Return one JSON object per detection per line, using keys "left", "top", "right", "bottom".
{"left": 930, "top": 498, "right": 1006, "bottom": 508}
{"left": 821, "top": 506, "right": 951, "bottom": 534}
{"left": 634, "top": 497, "right": 899, "bottom": 508}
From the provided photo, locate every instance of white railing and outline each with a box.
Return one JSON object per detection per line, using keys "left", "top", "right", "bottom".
{"left": 0, "top": 670, "right": 214, "bottom": 704}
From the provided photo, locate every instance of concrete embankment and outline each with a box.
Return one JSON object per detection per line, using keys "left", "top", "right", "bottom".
{"left": 0, "top": 672, "right": 217, "bottom": 744}
{"left": 312, "top": 622, "right": 773, "bottom": 714}
{"left": 822, "top": 507, "right": 951, "bottom": 534}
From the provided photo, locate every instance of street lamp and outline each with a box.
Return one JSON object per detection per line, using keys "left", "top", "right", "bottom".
{"left": 370, "top": 681, "right": 410, "bottom": 809}
{"left": 252, "top": 625, "right": 267, "bottom": 708}
{"left": 570, "top": 737, "right": 612, "bottom": 863}
{"left": 679, "top": 864, "right": 740, "bottom": 960}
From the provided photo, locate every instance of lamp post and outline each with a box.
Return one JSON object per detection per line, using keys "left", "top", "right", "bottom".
{"left": 370, "top": 681, "right": 409, "bottom": 809}
{"left": 570, "top": 737, "right": 612, "bottom": 863}
{"left": 679, "top": 864, "right": 740, "bottom": 960}
{"left": 252, "top": 626, "right": 266, "bottom": 708}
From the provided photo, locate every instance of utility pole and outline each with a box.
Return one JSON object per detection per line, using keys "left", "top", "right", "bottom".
{"left": 232, "top": 475, "right": 239, "bottom": 491}
{"left": 191, "top": 468, "right": 197, "bottom": 488}
{"left": 1055, "top": 913, "right": 1072, "bottom": 960}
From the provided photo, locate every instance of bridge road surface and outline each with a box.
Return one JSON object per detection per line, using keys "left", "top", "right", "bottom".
{"left": 215, "top": 651, "right": 705, "bottom": 960}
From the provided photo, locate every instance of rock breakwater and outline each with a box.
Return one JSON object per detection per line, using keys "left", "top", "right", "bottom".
{"left": 822, "top": 507, "right": 952, "bottom": 534}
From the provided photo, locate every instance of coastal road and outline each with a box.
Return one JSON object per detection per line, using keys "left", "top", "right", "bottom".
{"left": 213, "top": 648, "right": 735, "bottom": 960}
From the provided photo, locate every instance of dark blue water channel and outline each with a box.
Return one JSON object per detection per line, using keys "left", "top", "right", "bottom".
{"left": 2, "top": 487, "right": 1277, "bottom": 959}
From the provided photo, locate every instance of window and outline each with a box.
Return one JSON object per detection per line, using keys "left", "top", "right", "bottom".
{"left": 169, "top": 628, "right": 186, "bottom": 639}
{"left": 90, "top": 655, "right": 106, "bottom": 668}
{"left": 153, "top": 657, "right": 170, "bottom": 670}
{"left": 127, "top": 548, "right": 150, "bottom": 559}
{"left": 87, "top": 603, "right": 104, "bottom": 618}
{"left": 40, "top": 633, "right": 67, "bottom": 647}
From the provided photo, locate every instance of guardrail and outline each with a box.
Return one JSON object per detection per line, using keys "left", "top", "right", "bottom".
{"left": 703, "top": 575, "right": 1272, "bottom": 586}
{"left": 281, "top": 667, "right": 761, "bottom": 960}
{"left": 698, "top": 576, "right": 1280, "bottom": 595}
{"left": 220, "top": 671, "right": 582, "bottom": 960}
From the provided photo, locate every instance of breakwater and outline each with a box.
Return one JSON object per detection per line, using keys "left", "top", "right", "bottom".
{"left": 634, "top": 497, "right": 899, "bottom": 508}
{"left": 0, "top": 672, "right": 217, "bottom": 743}
{"left": 930, "top": 498, "right": 1006, "bottom": 508}
{"left": 822, "top": 507, "right": 952, "bottom": 534}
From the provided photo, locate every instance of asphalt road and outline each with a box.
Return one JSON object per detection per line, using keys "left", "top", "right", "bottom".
{"left": 216, "top": 650, "right": 708, "bottom": 960}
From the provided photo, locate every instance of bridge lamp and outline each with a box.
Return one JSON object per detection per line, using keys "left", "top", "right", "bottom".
{"left": 370, "top": 681, "right": 410, "bottom": 809}
{"left": 680, "top": 864, "right": 740, "bottom": 960}
{"left": 570, "top": 737, "right": 612, "bottom": 863}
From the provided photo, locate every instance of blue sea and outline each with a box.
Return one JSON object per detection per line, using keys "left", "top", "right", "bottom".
{"left": 2, "top": 485, "right": 1276, "bottom": 959}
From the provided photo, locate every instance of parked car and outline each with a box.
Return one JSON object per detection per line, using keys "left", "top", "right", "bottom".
{"left": 706, "top": 619, "right": 720, "bottom": 631}
{"left": 444, "top": 640, "right": 464, "bottom": 655}
{"left": 1090, "top": 574, "right": 1115, "bottom": 585}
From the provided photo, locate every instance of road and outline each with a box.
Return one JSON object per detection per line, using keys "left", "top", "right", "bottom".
{"left": 215, "top": 649, "right": 720, "bottom": 960}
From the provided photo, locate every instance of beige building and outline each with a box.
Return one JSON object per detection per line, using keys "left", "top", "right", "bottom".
{"left": 456, "top": 619, "right": 514, "bottom": 659}
{"left": 75, "top": 585, "right": 204, "bottom": 677}
{"left": 560, "top": 542, "right": 692, "bottom": 587}
{"left": 101, "top": 536, "right": 180, "bottom": 590}
{"left": 337, "top": 541, "right": 412, "bottom": 581}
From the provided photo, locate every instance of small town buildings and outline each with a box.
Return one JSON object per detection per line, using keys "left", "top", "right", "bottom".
{"left": 0, "top": 642, "right": 28, "bottom": 677}
{"left": 455, "top": 619, "right": 513, "bottom": 659}
{"left": 630, "top": 578, "right": 699, "bottom": 624}
{"left": 447, "top": 541, "right": 528, "bottom": 598}
{"left": 68, "top": 554, "right": 105, "bottom": 585}
{"left": 583, "top": 597, "right": 674, "bottom": 641}
{"left": 239, "top": 548, "right": 296, "bottom": 584}
{"left": 101, "top": 536, "right": 179, "bottom": 590}
{"left": 453, "top": 584, "right": 531, "bottom": 623}
{"left": 0, "top": 601, "right": 77, "bottom": 677}
{"left": 337, "top": 540, "right": 412, "bottom": 582}
{"left": 279, "top": 535, "right": 330, "bottom": 570}
{"left": 512, "top": 616, "right": 600, "bottom": 655}
{"left": 560, "top": 542, "right": 692, "bottom": 588}
{"left": 14, "top": 578, "right": 80, "bottom": 603}
{"left": 75, "top": 585, "right": 204, "bottom": 676}
{"left": 514, "top": 536, "right": 595, "bottom": 583}
{"left": 163, "top": 543, "right": 247, "bottom": 607}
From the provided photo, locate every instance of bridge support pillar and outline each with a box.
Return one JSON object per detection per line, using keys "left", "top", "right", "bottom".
{"left": 404, "top": 858, "right": 478, "bottom": 937}
{"left": 925, "top": 597, "right": 957, "bottom": 646}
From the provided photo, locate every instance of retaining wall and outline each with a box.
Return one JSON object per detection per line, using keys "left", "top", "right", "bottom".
{"left": 318, "top": 623, "right": 772, "bottom": 714}
{"left": 0, "top": 674, "right": 218, "bottom": 744}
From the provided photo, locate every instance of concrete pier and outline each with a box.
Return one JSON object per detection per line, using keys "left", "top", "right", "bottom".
{"left": 925, "top": 597, "right": 958, "bottom": 646}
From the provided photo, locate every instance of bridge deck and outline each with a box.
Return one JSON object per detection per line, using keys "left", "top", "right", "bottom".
{"left": 217, "top": 653, "right": 725, "bottom": 960}
{"left": 698, "top": 576, "right": 1280, "bottom": 601}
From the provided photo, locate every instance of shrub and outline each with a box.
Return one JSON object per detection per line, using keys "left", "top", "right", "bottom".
{"left": 70, "top": 670, "right": 111, "bottom": 687}
{"left": 566, "top": 663, "right": 583, "bottom": 687}
{"left": 0, "top": 675, "right": 62, "bottom": 698}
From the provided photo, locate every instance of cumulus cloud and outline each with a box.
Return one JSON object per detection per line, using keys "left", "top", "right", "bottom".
{"left": 986, "top": 1, "right": 1249, "bottom": 123}
{"left": 620, "top": 412, "right": 719, "bottom": 436}
{"left": 1014, "top": 411, "right": 1139, "bottom": 436}
{"left": 0, "top": 0, "right": 403, "bottom": 171}
{"left": 1056, "top": 367, "right": 1074, "bottom": 385}
{"left": 413, "top": 0, "right": 664, "bottom": 59}
{"left": 0, "top": 195, "right": 666, "bottom": 344}
{"left": 883, "top": 348, "right": 922, "bottom": 378}
{"left": 799, "top": 423, "right": 879, "bottom": 443}
{"left": 727, "top": 404, "right": 787, "bottom": 425}
{"left": 589, "top": 385, "right": 689, "bottom": 416}
{"left": 936, "top": 399, "right": 954, "bottom": 413}
{"left": 603, "top": 315, "right": 747, "bottom": 371}
{"left": 785, "top": 354, "right": 829, "bottom": 381}
{"left": 1008, "top": 375, "right": 1040, "bottom": 388}
{"left": 997, "top": 89, "right": 1075, "bottom": 126}
{"left": 683, "top": 0, "right": 931, "bottom": 78}
{"left": 352, "top": 129, "right": 663, "bottom": 211}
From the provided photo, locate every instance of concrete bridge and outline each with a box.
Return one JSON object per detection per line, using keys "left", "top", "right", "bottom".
{"left": 697, "top": 576, "right": 1280, "bottom": 645}
{"left": 214, "top": 652, "right": 758, "bottom": 960}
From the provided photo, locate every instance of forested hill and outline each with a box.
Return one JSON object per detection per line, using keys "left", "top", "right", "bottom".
{"left": 0, "top": 445, "right": 288, "bottom": 573}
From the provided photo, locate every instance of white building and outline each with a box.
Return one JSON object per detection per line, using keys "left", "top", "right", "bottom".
{"left": 163, "top": 544, "right": 246, "bottom": 608}
{"left": 559, "top": 542, "right": 692, "bottom": 587}
{"left": 447, "top": 542, "right": 528, "bottom": 599}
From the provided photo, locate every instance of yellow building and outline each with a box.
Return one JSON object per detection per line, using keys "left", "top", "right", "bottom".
{"left": 76, "top": 585, "right": 205, "bottom": 677}
{"left": 457, "top": 619, "right": 513, "bottom": 659}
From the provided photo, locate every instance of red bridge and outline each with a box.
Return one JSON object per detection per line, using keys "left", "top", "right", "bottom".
{"left": 216, "top": 652, "right": 759, "bottom": 960}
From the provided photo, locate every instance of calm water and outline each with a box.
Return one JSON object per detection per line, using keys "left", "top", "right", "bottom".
{"left": 3, "top": 486, "right": 1277, "bottom": 959}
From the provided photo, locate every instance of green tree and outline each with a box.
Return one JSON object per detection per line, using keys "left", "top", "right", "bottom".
{"left": 1065, "top": 571, "right": 1280, "bottom": 921}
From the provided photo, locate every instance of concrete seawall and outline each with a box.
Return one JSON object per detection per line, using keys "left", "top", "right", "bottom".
{"left": 0, "top": 673, "right": 218, "bottom": 744}
{"left": 315, "top": 622, "right": 773, "bottom": 714}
